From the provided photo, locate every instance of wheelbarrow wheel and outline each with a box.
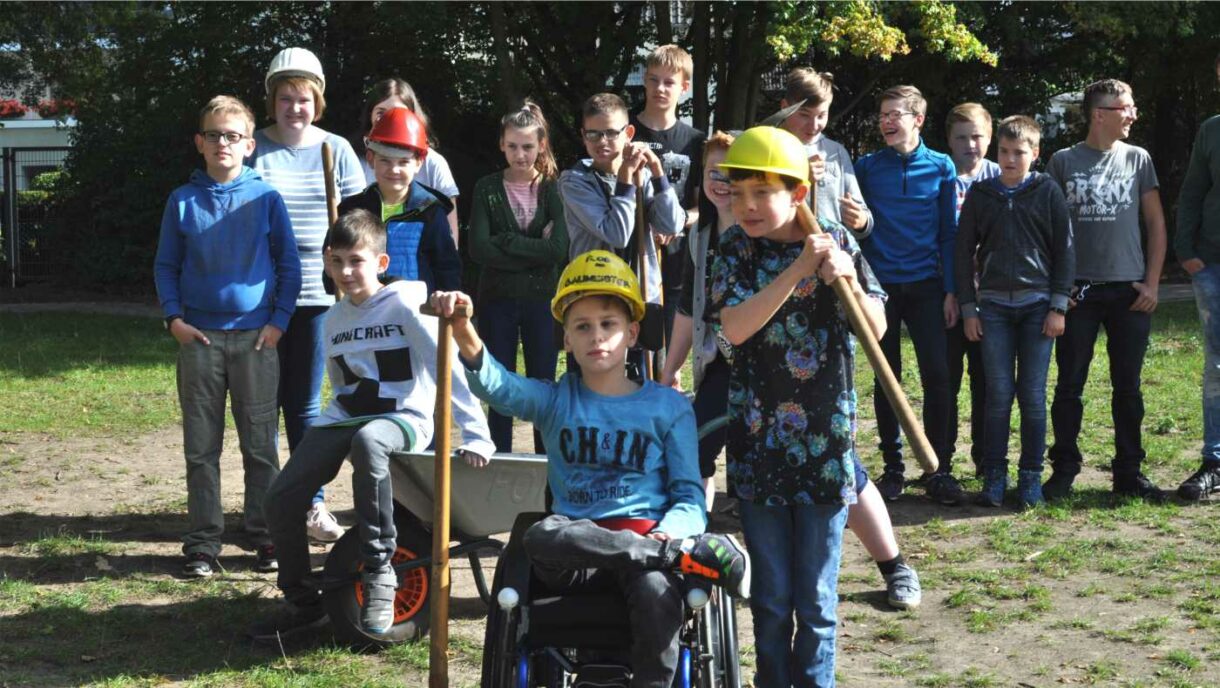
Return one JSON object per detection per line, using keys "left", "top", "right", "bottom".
{"left": 322, "top": 504, "right": 431, "bottom": 648}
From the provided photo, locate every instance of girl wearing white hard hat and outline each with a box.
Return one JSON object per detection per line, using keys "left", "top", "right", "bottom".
{"left": 248, "top": 47, "right": 364, "bottom": 544}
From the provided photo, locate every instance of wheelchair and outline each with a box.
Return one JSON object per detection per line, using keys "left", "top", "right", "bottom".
{"left": 480, "top": 512, "right": 743, "bottom": 688}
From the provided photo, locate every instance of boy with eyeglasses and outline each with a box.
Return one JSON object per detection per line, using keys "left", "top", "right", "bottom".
{"left": 559, "top": 92, "right": 685, "bottom": 351}
{"left": 1044, "top": 78, "right": 1168, "bottom": 502}
{"left": 854, "top": 85, "right": 960, "bottom": 505}
{"left": 154, "top": 95, "right": 301, "bottom": 578}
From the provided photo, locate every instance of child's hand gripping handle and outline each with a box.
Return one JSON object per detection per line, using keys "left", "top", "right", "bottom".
{"left": 795, "top": 203, "right": 939, "bottom": 475}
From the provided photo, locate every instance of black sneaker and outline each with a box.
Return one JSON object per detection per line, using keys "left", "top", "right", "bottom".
{"left": 1113, "top": 473, "right": 1167, "bottom": 503}
{"left": 875, "top": 469, "right": 905, "bottom": 501}
{"left": 255, "top": 544, "right": 278, "bottom": 573}
{"left": 925, "top": 472, "right": 964, "bottom": 505}
{"left": 677, "top": 533, "right": 751, "bottom": 600}
{"left": 1041, "top": 470, "right": 1077, "bottom": 502}
{"left": 1178, "top": 464, "right": 1220, "bottom": 502}
{"left": 182, "top": 552, "right": 217, "bottom": 579}
{"left": 247, "top": 602, "right": 329, "bottom": 642}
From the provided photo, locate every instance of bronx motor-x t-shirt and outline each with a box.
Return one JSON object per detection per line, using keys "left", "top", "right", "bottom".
{"left": 1047, "top": 141, "right": 1159, "bottom": 283}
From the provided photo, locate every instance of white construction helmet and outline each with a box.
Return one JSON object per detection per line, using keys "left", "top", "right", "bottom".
{"left": 265, "top": 47, "right": 326, "bottom": 94}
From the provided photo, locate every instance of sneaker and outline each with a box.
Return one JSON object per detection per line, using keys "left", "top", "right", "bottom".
{"left": 1178, "top": 463, "right": 1220, "bottom": 502}
{"left": 875, "top": 469, "right": 905, "bottom": 501}
{"left": 976, "top": 471, "right": 1007, "bottom": 508}
{"left": 1016, "top": 469, "right": 1043, "bottom": 510}
{"left": 1041, "top": 470, "right": 1077, "bottom": 502}
{"left": 925, "top": 472, "right": 964, "bottom": 505}
{"left": 884, "top": 562, "right": 921, "bottom": 610}
{"left": 248, "top": 601, "right": 329, "bottom": 642}
{"left": 1113, "top": 473, "right": 1167, "bottom": 503}
{"left": 255, "top": 544, "right": 278, "bottom": 573}
{"left": 361, "top": 564, "right": 399, "bottom": 635}
{"left": 306, "top": 502, "right": 345, "bottom": 542}
{"left": 677, "top": 533, "right": 751, "bottom": 600}
{"left": 182, "top": 552, "right": 217, "bottom": 578}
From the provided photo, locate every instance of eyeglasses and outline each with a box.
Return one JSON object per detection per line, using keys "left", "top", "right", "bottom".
{"left": 582, "top": 125, "right": 628, "bottom": 143}
{"left": 708, "top": 169, "right": 731, "bottom": 184}
{"left": 200, "top": 130, "right": 248, "bottom": 145}
{"left": 878, "top": 110, "right": 917, "bottom": 123}
{"left": 1098, "top": 105, "right": 1138, "bottom": 117}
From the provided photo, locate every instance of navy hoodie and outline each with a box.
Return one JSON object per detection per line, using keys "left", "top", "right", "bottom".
{"left": 154, "top": 166, "right": 301, "bottom": 331}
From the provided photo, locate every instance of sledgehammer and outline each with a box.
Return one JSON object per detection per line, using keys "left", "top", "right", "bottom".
{"left": 794, "top": 202, "right": 939, "bottom": 475}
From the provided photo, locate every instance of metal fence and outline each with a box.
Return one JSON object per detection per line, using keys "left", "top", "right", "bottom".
{"left": 2, "top": 146, "right": 71, "bottom": 287}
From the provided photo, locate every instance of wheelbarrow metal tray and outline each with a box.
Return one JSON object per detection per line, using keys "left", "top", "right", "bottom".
{"left": 389, "top": 451, "right": 548, "bottom": 538}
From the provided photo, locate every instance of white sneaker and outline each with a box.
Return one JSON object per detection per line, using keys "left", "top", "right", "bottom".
{"left": 306, "top": 502, "right": 345, "bottom": 542}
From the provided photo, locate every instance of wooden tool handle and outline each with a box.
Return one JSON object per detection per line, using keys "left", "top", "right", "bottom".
{"left": 420, "top": 302, "right": 474, "bottom": 319}
{"left": 430, "top": 317, "right": 454, "bottom": 688}
{"left": 322, "top": 141, "right": 339, "bottom": 227}
{"left": 795, "top": 204, "right": 939, "bottom": 474}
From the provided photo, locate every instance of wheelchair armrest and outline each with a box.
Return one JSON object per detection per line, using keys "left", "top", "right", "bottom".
{"left": 500, "top": 511, "right": 547, "bottom": 598}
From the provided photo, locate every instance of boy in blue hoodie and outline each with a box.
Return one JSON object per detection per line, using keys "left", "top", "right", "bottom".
{"left": 154, "top": 96, "right": 301, "bottom": 578}
{"left": 431, "top": 251, "right": 749, "bottom": 688}
{"left": 855, "top": 84, "right": 960, "bottom": 504}
{"left": 334, "top": 106, "right": 460, "bottom": 294}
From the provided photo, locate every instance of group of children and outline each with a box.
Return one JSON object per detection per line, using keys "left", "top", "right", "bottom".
{"left": 153, "top": 41, "right": 1183, "bottom": 687}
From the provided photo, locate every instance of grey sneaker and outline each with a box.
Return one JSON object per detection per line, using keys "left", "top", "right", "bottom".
{"left": 182, "top": 552, "right": 217, "bottom": 579}
{"left": 361, "top": 565, "right": 399, "bottom": 635}
{"left": 885, "top": 562, "right": 921, "bottom": 610}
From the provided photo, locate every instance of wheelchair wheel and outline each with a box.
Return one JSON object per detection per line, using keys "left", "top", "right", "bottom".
{"left": 698, "top": 590, "right": 741, "bottom": 688}
{"left": 322, "top": 504, "right": 431, "bottom": 648}
{"left": 479, "top": 588, "right": 524, "bottom": 687}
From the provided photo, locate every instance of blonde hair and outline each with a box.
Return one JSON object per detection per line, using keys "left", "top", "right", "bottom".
{"left": 500, "top": 99, "right": 559, "bottom": 181}
{"left": 645, "top": 44, "right": 693, "bottom": 82}
{"left": 199, "top": 95, "right": 255, "bottom": 134}
{"left": 785, "top": 68, "right": 835, "bottom": 108}
{"left": 878, "top": 84, "right": 926, "bottom": 117}
{"left": 996, "top": 115, "right": 1041, "bottom": 149}
{"left": 703, "top": 130, "right": 735, "bottom": 166}
{"left": 945, "top": 102, "right": 992, "bottom": 132}
{"left": 265, "top": 76, "right": 327, "bottom": 123}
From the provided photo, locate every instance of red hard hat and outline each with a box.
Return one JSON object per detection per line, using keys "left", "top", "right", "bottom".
{"left": 366, "top": 107, "right": 428, "bottom": 159}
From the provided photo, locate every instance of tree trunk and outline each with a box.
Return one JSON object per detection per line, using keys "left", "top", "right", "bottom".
{"left": 653, "top": 0, "right": 673, "bottom": 45}
{"left": 489, "top": 2, "right": 518, "bottom": 110}
{"left": 691, "top": 0, "right": 710, "bottom": 132}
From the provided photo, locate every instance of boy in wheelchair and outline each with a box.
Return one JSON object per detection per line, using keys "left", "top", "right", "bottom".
{"left": 430, "top": 250, "right": 750, "bottom": 688}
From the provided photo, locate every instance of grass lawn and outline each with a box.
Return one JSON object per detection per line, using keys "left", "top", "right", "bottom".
{"left": 2, "top": 301, "right": 1219, "bottom": 687}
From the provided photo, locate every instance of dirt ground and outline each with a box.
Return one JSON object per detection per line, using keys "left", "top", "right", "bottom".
{"left": 3, "top": 417, "right": 1218, "bottom": 687}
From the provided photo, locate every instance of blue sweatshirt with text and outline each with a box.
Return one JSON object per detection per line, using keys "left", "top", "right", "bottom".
{"left": 463, "top": 352, "right": 706, "bottom": 539}
{"left": 855, "top": 139, "right": 958, "bottom": 292}
{"left": 154, "top": 167, "right": 300, "bottom": 331}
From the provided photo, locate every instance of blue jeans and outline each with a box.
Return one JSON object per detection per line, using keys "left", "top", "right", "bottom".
{"left": 875, "top": 279, "right": 953, "bottom": 474}
{"left": 278, "top": 305, "right": 328, "bottom": 504}
{"left": 1049, "top": 283, "right": 1150, "bottom": 477}
{"left": 740, "top": 501, "right": 848, "bottom": 688}
{"left": 1193, "top": 266, "right": 1220, "bottom": 465}
{"left": 477, "top": 298, "right": 558, "bottom": 453}
{"left": 977, "top": 301, "right": 1054, "bottom": 474}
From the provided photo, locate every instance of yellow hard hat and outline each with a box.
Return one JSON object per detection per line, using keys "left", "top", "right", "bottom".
{"left": 551, "top": 250, "right": 646, "bottom": 323}
{"left": 718, "top": 126, "right": 810, "bottom": 184}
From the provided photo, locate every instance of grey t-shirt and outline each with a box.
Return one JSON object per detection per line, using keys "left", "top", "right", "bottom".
{"left": 805, "top": 136, "right": 873, "bottom": 238}
{"left": 1047, "top": 141, "right": 1158, "bottom": 282}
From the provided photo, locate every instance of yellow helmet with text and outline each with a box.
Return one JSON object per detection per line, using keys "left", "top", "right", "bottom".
{"left": 551, "top": 250, "right": 645, "bottom": 323}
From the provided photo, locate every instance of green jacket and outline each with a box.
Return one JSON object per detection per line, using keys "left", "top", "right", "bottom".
{"left": 468, "top": 172, "right": 569, "bottom": 302}
{"left": 1176, "top": 114, "right": 1220, "bottom": 264}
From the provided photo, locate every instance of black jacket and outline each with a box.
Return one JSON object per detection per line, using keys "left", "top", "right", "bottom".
{"left": 955, "top": 172, "right": 1075, "bottom": 317}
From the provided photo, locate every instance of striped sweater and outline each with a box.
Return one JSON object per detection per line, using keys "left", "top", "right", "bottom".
{"left": 249, "top": 129, "right": 365, "bottom": 306}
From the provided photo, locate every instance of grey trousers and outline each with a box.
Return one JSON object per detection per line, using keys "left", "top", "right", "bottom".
{"left": 523, "top": 515, "right": 684, "bottom": 688}
{"left": 177, "top": 329, "right": 280, "bottom": 557}
{"left": 264, "top": 419, "right": 411, "bottom": 603}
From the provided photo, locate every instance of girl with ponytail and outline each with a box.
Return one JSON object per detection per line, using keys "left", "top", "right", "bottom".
{"left": 467, "top": 100, "right": 568, "bottom": 453}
